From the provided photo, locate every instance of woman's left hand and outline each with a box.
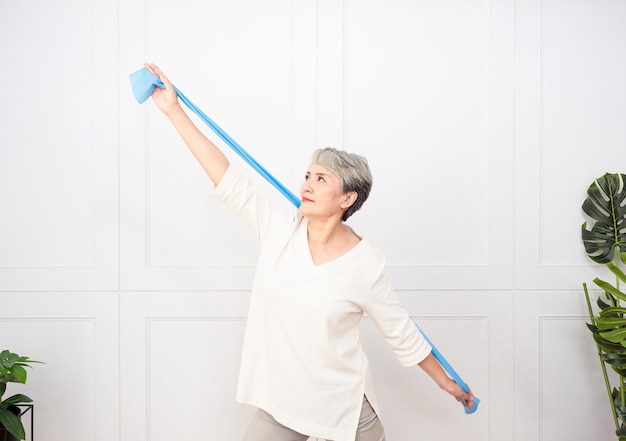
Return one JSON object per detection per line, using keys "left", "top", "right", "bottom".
{"left": 418, "top": 352, "right": 475, "bottom": 409}
{"left": 441, "top": 377, "right": 475, "bottom": 409}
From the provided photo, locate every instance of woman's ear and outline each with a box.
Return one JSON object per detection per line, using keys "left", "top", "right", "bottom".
{"left": 341, "top": 192, "right": 358, "bottom": 209}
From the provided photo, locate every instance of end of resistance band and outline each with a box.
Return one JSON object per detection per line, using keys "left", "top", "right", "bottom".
{"left": 463, "top": 395, "right": 480, "bottom": 415}
{"left": 129, "top": 67, "right": 163, "bottom": 104}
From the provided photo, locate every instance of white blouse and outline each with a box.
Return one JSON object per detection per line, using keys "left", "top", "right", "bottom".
{"left": 213, "top": 166, "right": 432, "bottom": 441}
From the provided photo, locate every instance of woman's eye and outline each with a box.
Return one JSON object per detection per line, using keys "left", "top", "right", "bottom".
{"left": 318, "top": 176, "right": 325, "bottom": 182}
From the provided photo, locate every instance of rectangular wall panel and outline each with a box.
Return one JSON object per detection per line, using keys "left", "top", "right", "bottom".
{"left": 0, "top": 292, "right": 119, "bottom": 441}
{"left": 343, "top": 0, "right": 515, "bottom": 290}
{"left": 364, "top": 290, "right": 513, "bottom": 441}
{"left": 120, "top": 292, "right": 253, "bottom": 441}
{"left": 515, "top": 0, "right": 626, "bottom": 289}
{"left": 515, "top": 291, "right": 616, "bottom": 441}
{"left": 119, "top": 0, "right": 316, "bottom": 291}
{"left": 147, "top": 319, "right": 249, "bottom": 440}
{"left": 0, "top": 0, "right": 118, "bottom": 291}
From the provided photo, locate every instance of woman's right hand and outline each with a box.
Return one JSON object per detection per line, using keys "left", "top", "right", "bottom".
{"left": 141, "top": 62, "right": 230, "bottom": 185}
{"left": 143, "top": 62, "right": 181, "bottom": 117}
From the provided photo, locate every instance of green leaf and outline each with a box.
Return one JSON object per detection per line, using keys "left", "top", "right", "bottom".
{"left": 593, "top": 335, "right": 624, "bottom": 353}
{"left": 593, "top": 333, "right": 626, "bottom": 351}
{"left": 599, "top": 295, "right": 617, "bottom": 310}
{"left": 7, "top": 365, "right": 27, "bottom": 384}
{"left": 600, "top": 306, "right": 626, "bottom": 317}
{"left": 581, "top": 173, "right": 626, "bottom": 264}
{"left": 587, "top": 322, "right": 601, "bottom": 333}
{"left": 602, "top": 353, "right": 626, "bottom": 367}
{"left": 600, "top": 327, "right": 626, "bottom": 343}
{"left": 0, "top": 408, "right": 25, "bottom": 440}
{"left": 1, "top": 394, "right": 32, "bottom": 407}
{"left": 0, "top": 351, "right": 42, "bottom": 369}
{"left": 0, "top": 373, "right": 19, "bottom": 384}
{"left": 595, "top": 317, "right": 626, "bottom": 329}
{"left": 608, "top": 262, "right": 626, "bottom": 284}
{"left": 0, "top": 351, "right": 42, "bottom": 389}
{"left": 0, "top": 351, "right": 18, "bottom": 369}
{"left": 594, "top": 278, "right": 626, "bottom": 303}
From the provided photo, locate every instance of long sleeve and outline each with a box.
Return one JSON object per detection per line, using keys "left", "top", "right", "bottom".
{"left": 365, "top": 258, "right": 432, "bottom": 367}
{"left": 211, "top": 165, "right": 297, "bottom": 243}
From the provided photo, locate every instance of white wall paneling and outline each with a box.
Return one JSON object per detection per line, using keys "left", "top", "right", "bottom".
{"left": 0, "top": 0, "right": 119, "bottom": 291}
{"left": 119, "top": 0, "right": 314, "bottom": 291}
{"left": 363, "top": 291, "right": 514, "bottom": 441}
{"left": 120, "top": 291, "right": 254, "bottom": 441}
{"left": 0, "top": 292, "right": 119, "bottom": 441}
{"left": 2, "top": 0, "right": 624, "bottom": 439}
{"left": 119, "top": 290, "right": 509, "bottom": 441}
{"left": 514, "top": 1, "right": 626, "bottom": 435}
{"left": 514, "top": 0, "right": 626, "bottom": 290}
{"left": 344, "top": 0, "right": 516, "bottom": 291}
{"left": 119, "top": 0, "right": 517, "bottom": 292}
{"left": 515, "top": 291, "right": 616, "bottom": 441}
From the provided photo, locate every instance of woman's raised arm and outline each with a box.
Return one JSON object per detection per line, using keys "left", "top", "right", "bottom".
{"left": 144, "top": 62, "right": 230, "bottom": 186}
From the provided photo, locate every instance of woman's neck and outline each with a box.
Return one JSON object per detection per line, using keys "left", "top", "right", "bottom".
{"left": 306, "top": 218, "right": 345, "bottom": 246}
{"left": 305, "top": 218, "right": 361, "bottom": 266}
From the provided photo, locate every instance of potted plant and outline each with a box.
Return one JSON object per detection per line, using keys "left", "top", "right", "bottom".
{"left": 0, "top": 350, "right": 42, "bottom": 441}
{"left": 581, "top": 172, "right": 626, "bottom": 440}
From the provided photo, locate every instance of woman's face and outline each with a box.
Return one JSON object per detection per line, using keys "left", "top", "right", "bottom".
{"left": 299, "top": 164, "right": 350, "bottom": 220}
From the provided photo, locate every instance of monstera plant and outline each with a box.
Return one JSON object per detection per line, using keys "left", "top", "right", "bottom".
{"left": 581, "top": 172, "right": 626, "bottom": 440}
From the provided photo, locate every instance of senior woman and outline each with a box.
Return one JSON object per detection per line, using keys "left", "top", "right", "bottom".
{"left": 143, "top": 63, "right": 474, "bottom": 441}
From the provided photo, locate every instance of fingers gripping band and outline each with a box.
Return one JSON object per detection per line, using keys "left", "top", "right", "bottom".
{"left": 129, "top": 67, "right": 479, "bottom": 414}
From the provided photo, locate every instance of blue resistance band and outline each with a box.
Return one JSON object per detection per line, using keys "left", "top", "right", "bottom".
{"left": 129, "top": 67, "right": 480, "bottom": 414}
{"left": 129, "top": 67, "right": 301, "bottom": 208}
{"left": 412, "top": 320, "right": 479, "bottom": 413}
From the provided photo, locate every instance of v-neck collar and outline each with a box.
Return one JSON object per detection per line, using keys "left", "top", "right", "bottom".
{"left": 300, "top": 219, "right": 365, "bottom": 268}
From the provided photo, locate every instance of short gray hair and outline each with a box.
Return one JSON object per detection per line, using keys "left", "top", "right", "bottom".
{"left": 311, "top": 147, "right": 373, "bottom": 221}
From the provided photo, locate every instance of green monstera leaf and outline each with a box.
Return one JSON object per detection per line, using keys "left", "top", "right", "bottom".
{"left": 581, "top": 173, "right": 626, "bottom": 264}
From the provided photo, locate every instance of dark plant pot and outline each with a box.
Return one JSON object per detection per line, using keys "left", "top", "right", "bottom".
{"left": 0, "top": 428, "right": 19, "bottom": 441}
{"left": 0, "top": 406, "right": 22, "bottom": 441}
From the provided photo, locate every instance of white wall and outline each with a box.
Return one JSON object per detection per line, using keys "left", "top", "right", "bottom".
{"left": 0, "top": 0, "right": 624, "bottom": 440}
